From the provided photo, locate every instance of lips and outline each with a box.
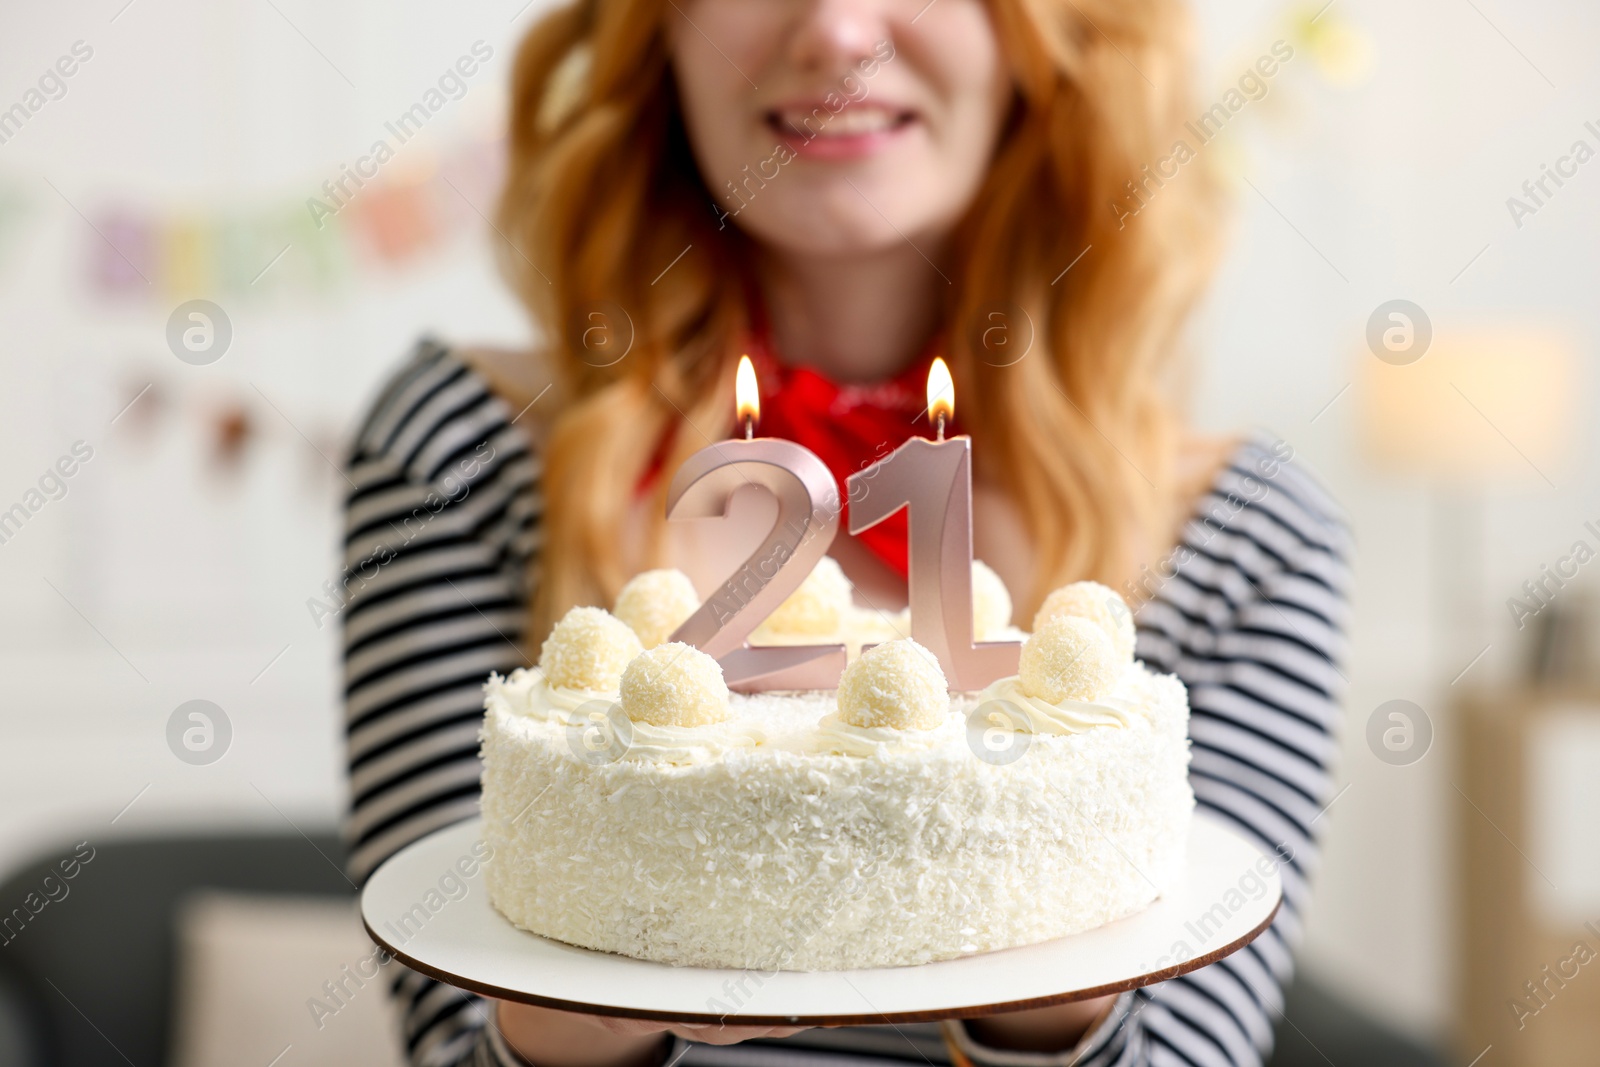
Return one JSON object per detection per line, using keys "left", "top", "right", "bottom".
{"left": 767, "top": 102, "right": 916, "bottom": 139}
{"left": 760, "top": 99, "right": 919, "bottom": 162}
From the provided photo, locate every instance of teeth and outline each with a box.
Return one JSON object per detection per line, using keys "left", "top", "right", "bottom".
{"left": 777, "top": 106, "right": 900, "bottom": 138}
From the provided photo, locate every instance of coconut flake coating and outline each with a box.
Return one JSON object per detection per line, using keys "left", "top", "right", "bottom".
{"left": 620, "top": 642, "right": 730, "bottom": 727}
{"left": 836, "top": 639, "right": 949, "bottom": 730}
{"left": 540, "top": 607, "right": 643, "bottom": 691}
{"left": 614, "top": 569, "right": 700, "bottom": 649}
{"left": 1033, "top": 581, "right": 1137, "bottom": 663}
{"left": 762, "top": 556, "right": 853, "bottom": 636}
{"left": 971, "top": 560, "right": 1013, "bottom": 640}
{"left": 481, "top": 662, "right": 1193, "bottom": 971}
{"left": 1019, "top": 615, "right": 1122, "bottom": 703}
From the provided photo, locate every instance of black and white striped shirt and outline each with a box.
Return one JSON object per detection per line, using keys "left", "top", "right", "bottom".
{"left": 342, "top": 341, "right": 1352, "bottom": 1067}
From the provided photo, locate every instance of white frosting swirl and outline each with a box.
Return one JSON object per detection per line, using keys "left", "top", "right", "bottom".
{"left": 977, "top": 677, "right": 1132, "bottom": 736}
{"left": 522, "top": 676, "right": 766, "bottom": 765}
{"left": 519, "top": 673, "right": 619, "bottom": 720}
{"left": 799, "top": 711, "right": 962, "bottom": 757}
{"left": 614, "top": 718, "right": 768, "bottom": 765}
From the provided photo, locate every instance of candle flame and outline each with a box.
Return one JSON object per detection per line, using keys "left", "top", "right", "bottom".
{"left": 927, "top": 357, "right": 955, "bottom": 426}
{"left": 735, "top": 355, "right": 760, "bottom": 429}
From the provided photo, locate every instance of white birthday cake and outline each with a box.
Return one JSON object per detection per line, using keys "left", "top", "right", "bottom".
{"left": 479, "top": 561, "right": 1193, "bottom": 971}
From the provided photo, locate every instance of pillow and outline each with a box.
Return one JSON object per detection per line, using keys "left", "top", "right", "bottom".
{"left": 168, "top": 891, "right": 406, "bottom": 1067}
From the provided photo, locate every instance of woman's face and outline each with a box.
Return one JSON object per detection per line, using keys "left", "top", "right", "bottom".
{"left": 668, "top": 0, "right": 1013, "bottom": 258}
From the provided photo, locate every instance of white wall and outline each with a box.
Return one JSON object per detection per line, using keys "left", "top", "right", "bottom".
{"left": 0, "top": 0, "right": 531, "bottom": 866}
{"left": 2, "top": 0, "right": 1596, "bottom": 1049}
{"left": 1187, "top": 0, "right": 1600, "bottom": 1043}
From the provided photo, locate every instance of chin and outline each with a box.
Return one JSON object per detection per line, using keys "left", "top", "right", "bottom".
{"left": 738, "top": 216, "right": 912, "bottom": 259}
{"left": 732, "top": 191, "right": 942, "bottom": 259}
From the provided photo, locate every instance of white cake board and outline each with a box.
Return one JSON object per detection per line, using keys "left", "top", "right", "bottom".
{"left": 361, "top": 815, "right": 1280, "bottom": 1025}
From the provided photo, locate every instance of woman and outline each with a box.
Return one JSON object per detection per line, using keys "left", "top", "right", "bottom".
{"left": 341, "top": 0, "right": 1350, "bottom": 1061}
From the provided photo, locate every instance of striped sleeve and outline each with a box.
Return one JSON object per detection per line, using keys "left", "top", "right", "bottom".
{"left": 1092, "top": 436, "right": 1349, "bottom": 1066}
{"left": 954, "top": 434, "right": 1352, "bottom": 1067}
{"left": 341, "top": 341, "right": 542, "bottom": 1067}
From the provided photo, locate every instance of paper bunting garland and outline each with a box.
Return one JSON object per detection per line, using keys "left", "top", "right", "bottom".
{"left": 87, "top": 133, "right": 503, "bottom": 303}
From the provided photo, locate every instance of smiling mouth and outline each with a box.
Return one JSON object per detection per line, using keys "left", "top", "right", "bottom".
{"left": 765, "top": 104, "right": 917, "bottom": 141}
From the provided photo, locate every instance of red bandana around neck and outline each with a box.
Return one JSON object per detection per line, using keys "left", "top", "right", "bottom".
{"left": 639, "top": 332, "right": 955, "bottom": 579}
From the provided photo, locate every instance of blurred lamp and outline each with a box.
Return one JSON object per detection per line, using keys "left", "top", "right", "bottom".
{"left": 1360, "top": 330, "right": 1573, "bottom": 485}
{"left": 1359, "top": 328, "right": 1576, "bottom": 680}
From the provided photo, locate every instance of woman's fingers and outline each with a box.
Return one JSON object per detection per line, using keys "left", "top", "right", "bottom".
{"left": 546, "top": 1008, "right": 810, "bottom": 1045}
{"left": 579, "top": 1016, "right": 678, "bottom": 1037}
{"left": 665, "top": 1024, "right": 810, "bottom": 1044}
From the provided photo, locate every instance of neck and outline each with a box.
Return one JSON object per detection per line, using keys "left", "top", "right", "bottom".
{"left": 756, "top": 241, "right": 947, "bottom": 383}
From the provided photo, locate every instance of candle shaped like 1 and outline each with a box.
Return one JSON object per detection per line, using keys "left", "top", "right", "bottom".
{"left": 666, "top": 357, "right": 849, "bottom": 691}
{"left": 845, "top": 358, "right": 1021, "bottom": 690}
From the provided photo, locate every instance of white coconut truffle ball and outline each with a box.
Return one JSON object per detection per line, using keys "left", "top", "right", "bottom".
{"left": 1019, "top": 615, "right": 1123, "bottom": 704}
{"left": 539, "top": 606, "right": 643, "bottom": 692}
{"left": 836, "top": 639, "right": 949, "bottom": 731}
{"left": 971, "top": 560, "right": 1013, "bottom": 640}
{"left": 1032, "top": 580, "right": 1136, "bottom": 663}
{"left": 619, "top": 642, "right": 730, "bottom": 727}
{"left": 614, "top": 568, "right": 699, "bottom": 649}
{"left": 765, "top": 555, "right": 853, "bottom": 635}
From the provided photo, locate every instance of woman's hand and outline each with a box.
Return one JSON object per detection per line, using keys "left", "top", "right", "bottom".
{"left": 497, "top": 1001, "right": 810, "bottom": 1065}
{"left": 588, "top": 1015, "right": 812, "bottom": 1045}
{"left": 962, "top": 995, "right": 1117, "bottom": 1052}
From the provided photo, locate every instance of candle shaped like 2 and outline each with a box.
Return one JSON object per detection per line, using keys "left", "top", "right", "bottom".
{"left": 846, "top": 359, "right": 1021, "bottom": 690}
{"left": 666, "top": 357, "right": 849, "bottom": 691}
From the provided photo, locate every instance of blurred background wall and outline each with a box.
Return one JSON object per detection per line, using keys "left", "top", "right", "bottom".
{"left": 2, "top": 0, "right": 1598, "bottom": 1058}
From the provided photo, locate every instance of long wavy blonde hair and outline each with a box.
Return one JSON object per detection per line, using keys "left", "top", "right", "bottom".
{"left": 490, "top": 0, "right": 1222, "bottom": 646}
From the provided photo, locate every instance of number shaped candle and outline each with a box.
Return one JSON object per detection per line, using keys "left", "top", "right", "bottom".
{"left": 845, "top": 358, "right": 1021, "bottom": 690}
{"left": 666, "top": 358, "right": 849, "bottom": 691}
